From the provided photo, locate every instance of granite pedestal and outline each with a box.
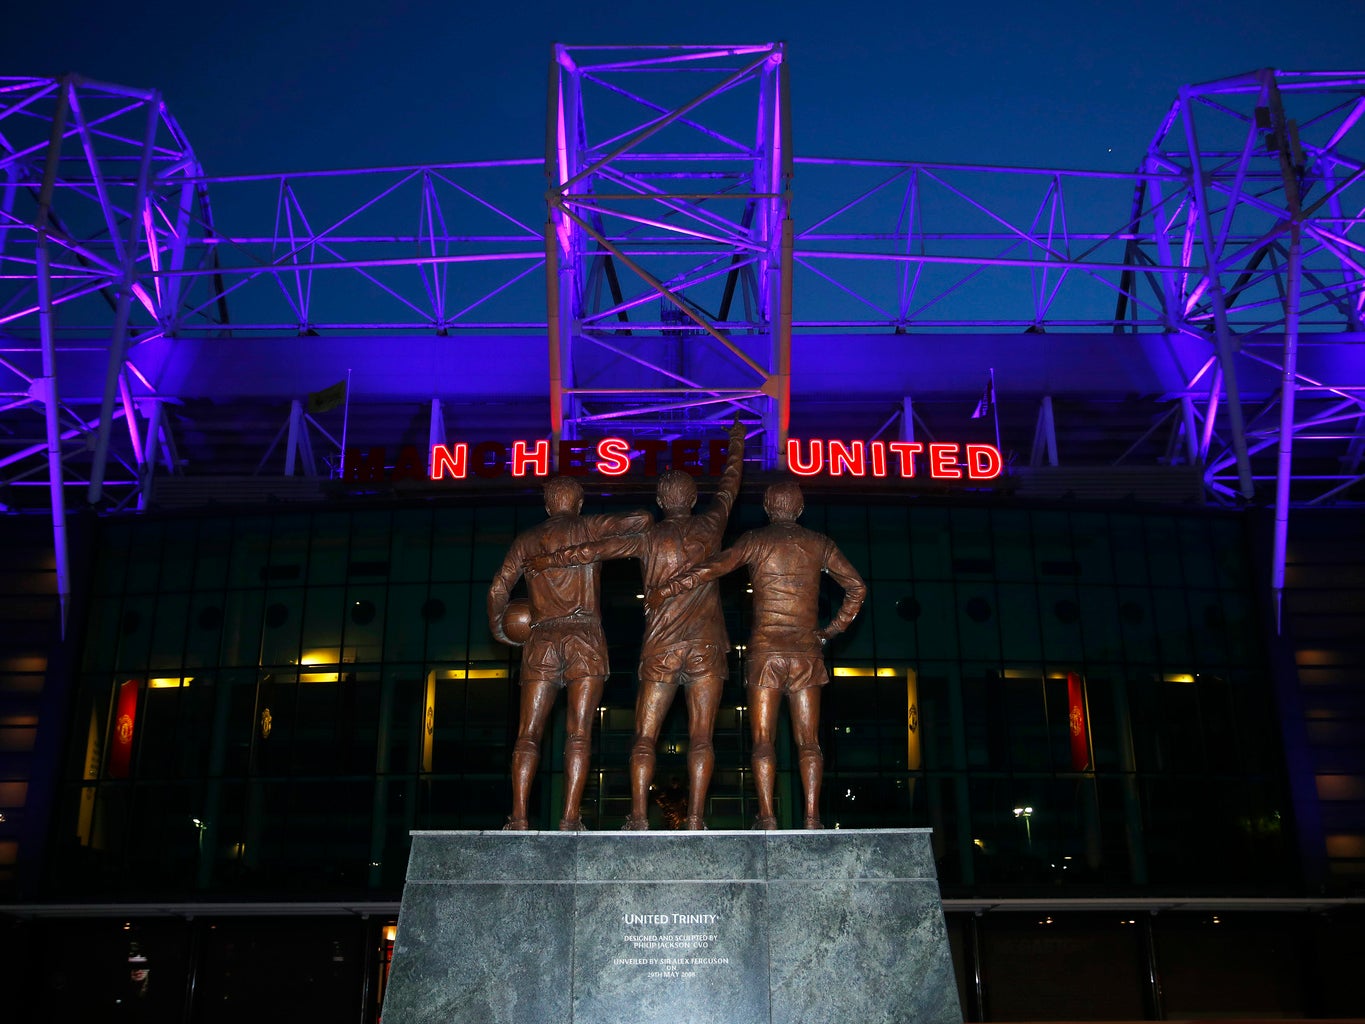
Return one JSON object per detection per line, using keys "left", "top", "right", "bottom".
{"left": 382, "top": 828, "right": 961, "bottom": 1024}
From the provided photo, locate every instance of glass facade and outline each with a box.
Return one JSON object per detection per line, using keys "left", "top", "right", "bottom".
{"left": 51, "top": 493, "right": 1293, "bottom": 901}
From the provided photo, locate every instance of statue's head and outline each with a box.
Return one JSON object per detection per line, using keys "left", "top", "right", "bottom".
{"left": 763, "top": 481, "right": 804, "bottom": 522}
{"left": 544, "top": 476, "right": 584, "bottom": 516}
{"left": 656, "top": 470, "right": 698, "bottom": 514}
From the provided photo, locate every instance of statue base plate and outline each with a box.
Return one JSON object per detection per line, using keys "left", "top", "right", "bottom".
{"left": 382, "top": 828, "right": 961, "bottom": 1024}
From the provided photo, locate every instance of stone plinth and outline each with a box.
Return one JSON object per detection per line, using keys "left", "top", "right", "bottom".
{"left": 382, "top": 828, "right": 961, "bottom": 1024}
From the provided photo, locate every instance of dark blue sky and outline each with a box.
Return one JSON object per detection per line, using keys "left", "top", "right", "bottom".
{"left": 5, "top": 0, "right": 1363, "bottom": 176}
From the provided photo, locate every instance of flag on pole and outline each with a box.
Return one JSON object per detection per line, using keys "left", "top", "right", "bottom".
{"left": 308, "top": 379, "right": 348, "bottom": 415}
{"left": 971, "top": 373, "right": 995, "bottom": 420}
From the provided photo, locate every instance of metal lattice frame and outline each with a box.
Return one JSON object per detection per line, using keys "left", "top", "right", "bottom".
{"left": 4, "top": 62, "right": 1365, "bottom": 628}
{"left": 545, "top": 44, "right": 791, "bottom": 465}
{"left": 1, "top": 75, "right": 212, "bottom": 627}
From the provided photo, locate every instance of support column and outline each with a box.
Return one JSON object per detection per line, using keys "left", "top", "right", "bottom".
{"left": 1030, "top": 395, "right": 1058, "bottom": 467}
{"left": 900, "top": 397, "right": 916, "bottom": 443}
{"left": 1140, "top": 913, "right": 1166, "bottom": 1020}
{"left": 1180, "top": 396, "right": 1200, "bottom": 466}
{"left": 964, "top": 912, "right": 987, "bottom": 1023}
{"left": 138, "top": 398, "right": 163, "bottom": 511}
{"left": 545, "top": 221, "right": 566, "bottom": 458}
{"left": 285, "top": 399, "right": 303, "bottom": 476}
{"left": 428, "top": 398, "right": 445, "bottom": 457}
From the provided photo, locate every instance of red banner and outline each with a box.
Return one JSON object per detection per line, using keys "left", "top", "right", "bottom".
{"left": 108, "top": 679, "right": 139, "bottom": 778}
{"left": 1066, "top": 672, "right": 1090, "bottom": 771}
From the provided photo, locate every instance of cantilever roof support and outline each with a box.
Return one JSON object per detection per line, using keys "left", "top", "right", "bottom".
{"left": 1266, "top": 72, "right": 1305, "bottom": 633}
{"left": 34, "top": 76, "right": 73, "bottom": 637}
{"left": 1180, "top": 84, "right": 1255, "bottom": 502}
{"left": 1031, "top": 396, "right": 1059, "bottom": 468}
{"left": 88, "top": 90, "right": 160, "bottom": 506}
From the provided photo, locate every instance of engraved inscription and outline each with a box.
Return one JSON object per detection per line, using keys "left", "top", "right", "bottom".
{"left": 612, "top": 910, "right": 730, "bottom": 977}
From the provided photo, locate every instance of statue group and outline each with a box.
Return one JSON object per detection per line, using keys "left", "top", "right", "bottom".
{"left": 487, "top": 420, "right": 866, "bottom": 831}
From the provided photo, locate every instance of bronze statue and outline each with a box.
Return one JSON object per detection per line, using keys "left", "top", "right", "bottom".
{"left": 649, "top": 481, "right": 866, "bottom": 829}
{"left": 488, "top": 476, "right": 651, "bottom": 830}
{"left": 528, "top": 418, "right": 745, "bottom": 830}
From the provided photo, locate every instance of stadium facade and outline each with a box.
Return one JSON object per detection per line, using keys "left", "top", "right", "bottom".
{"left": 0, "top": 46, "right": 1363, "bottom": 1020}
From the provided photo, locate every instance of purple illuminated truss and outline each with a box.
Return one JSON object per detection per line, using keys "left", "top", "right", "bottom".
{"left": 545, "top": 44, "right": 791, "bottom": 464}
{"left": 3, "top": 61, "right": 1365, "bottom": 628}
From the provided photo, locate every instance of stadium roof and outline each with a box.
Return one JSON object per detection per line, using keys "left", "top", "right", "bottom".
{"left": 3, "top": 49, "right": 1364, "bottom": 621}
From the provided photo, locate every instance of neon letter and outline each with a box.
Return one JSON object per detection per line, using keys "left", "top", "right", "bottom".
{"left": 640, "top": 440, "right": 668, "bottom": 476}
{"left": 472, "top": 441, "right": 507, "bottom": 479}
{"left": 828, "top": 440, "right": 866, "bottom": 476}
{"left": 887, "top": 442, "right": 923, "bottom": 477}
{"left": 430, "top": 443, "right": 468, "bottom": 480}
{"left": 708, "top": 439, "right": 728, "bottom": 476}
{"left": 346, "top": 447, "right": 387, "bottom": 482}
{"left": 393, "top": 444, "right": 425, "bottom": 482}
{"left": 596, "top": 437, "right": 631, "bottom": 476}
{"left": 928, "top": 443, "right": 961, "bottom": 479}
{"left": 511, "top": 439, "right": 551, "bottom": 477}
{"left": 558, "top": 441, "right": 590, "bottom": 476}
{"left": 671, "top": 439, "right": 702, "bottom": 476}
{"left": 966, "top": 444, "right": 1003, "bottom": 479}
{"left": 787, "top": 439, "right": 823, "bottom": 476}
{"left": 870, "top": 441, "right": 887, "bottom": 477}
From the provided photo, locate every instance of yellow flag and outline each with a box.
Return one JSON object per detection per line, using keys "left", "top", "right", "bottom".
{"left": 422, "top": 671, "right": 437, "bottom": 773}
{"left": 307, "top": 379, "right": 347, "bottom": 414}
{"left": 906, "top": 669, "right": 922, "bottom": 771}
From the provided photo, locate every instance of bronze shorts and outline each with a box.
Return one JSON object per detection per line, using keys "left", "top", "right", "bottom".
{"left": 638, "top": 642, "right": 728, "bottom": 688}
{"left": 746, "top": 652, "right": 828, "bottom": 693}
{"left": 520, "top": 619, "right": 608, "bottom": 688}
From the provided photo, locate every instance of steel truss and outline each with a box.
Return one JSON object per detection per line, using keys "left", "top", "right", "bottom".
{"left": 3, "top": 62, "right": 1365, "bottom": 626}
{"left": 545, "top": 44, "right": 791, "bottom": 464}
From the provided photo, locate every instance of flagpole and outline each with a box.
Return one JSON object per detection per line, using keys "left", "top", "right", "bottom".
{"left": 990, "top": 367, "right": 1001, "bottom": 453}
{"left": 339, "top": 368, "right": 352, "bottom": 478}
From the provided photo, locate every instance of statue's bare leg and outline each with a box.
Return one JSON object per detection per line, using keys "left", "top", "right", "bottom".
{"left": 749, "top": 684, "right": 781, "bottom": 829}
{"left": 684, "top": 675, "right": 722, "bottom": 829}
{"left": 507, "top": 679, "right": 559, "bottom": 829}
{"left": 625, "top": 678, "right": 674, "bottom": 829}
{"left": 789, "top": 686, "right": 825, "bottom": 828}
{"left": 560, "top": 673, "right": 606, "bottom": 830}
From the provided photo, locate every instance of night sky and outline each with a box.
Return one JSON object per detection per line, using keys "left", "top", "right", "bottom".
{"left": 4, "top": 0, "right": 1363, "bottom": 177}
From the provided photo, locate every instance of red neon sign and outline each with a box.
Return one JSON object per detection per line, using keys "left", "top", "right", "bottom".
{"left": 424, "top": 438, "right": 736, "bottom": 481}
{"left": 785, "top": 440, "right": 1002, "bottom": 480}
{"left": 416, "top": 438, "right": 1004, "bottom": 481}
